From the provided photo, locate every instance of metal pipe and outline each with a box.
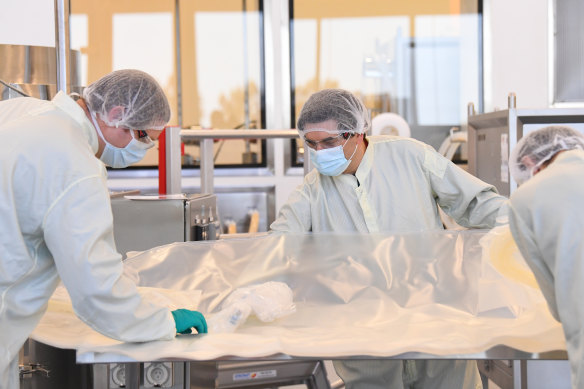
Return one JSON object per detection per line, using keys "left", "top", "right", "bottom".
{"left": 54, "top": 0, "right": 71, "bottom": 93}
{"left": 174, "top": 0, "right": 183, "bottom": 127}
{"left": 508, "top": 92, "right": 517, "bottom": 109}
{"left": 178, "top": 129, "right": 299, "bottom": 194}
{"left": 467, "top": 102, "right": 476, "bottom": 117}
{"left": 180, "top": 129, "right": 298, "bottom": 140}
{"left": 242, "top": 0, "right": 251, "bottom": 130}
{"left": 165, "top": 127, "right": 183, "bottom": 195}
{"left": 242, "top": 0, "right": 252, "bottom": 154}
{"left": 200, "top": 138, "right": 215, "bottom": 194}
{"left": 0, "top": 79, "right": 30, "bottom": 97}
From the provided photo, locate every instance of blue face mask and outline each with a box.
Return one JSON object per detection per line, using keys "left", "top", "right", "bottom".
{"left": 308, "top": 136, "right": 358, "bottom": 176}
{"left": 90, "top": 111, "right": 154, "bottom": 168}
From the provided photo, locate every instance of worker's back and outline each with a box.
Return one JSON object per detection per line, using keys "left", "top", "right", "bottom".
{"left": 0, "top": 96, "right": 49, "bottom": 125}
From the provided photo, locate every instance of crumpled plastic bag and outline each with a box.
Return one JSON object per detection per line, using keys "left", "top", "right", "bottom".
{"left": 207, "top": 281, "right": 296, "bottom": 333}
{"left": 478, "top": 224, "right": 542, "bottom": 318}
{"left": 480, "top": 224, "right": 538, "bottom": 289}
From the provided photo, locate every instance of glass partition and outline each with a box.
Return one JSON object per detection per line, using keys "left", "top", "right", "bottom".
{"left": 70, "top": 0, "right": 265, "bottom": 169}
{"left": 70, "top": 0, "right": 481, "bottom": 170}
{"left": 290, "top": 0, "right": 482, "bottom": 165}
{"left": 179, "top": 0, "right": 265, "bottom": 168}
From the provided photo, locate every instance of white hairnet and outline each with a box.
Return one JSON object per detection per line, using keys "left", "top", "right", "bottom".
{"left": 510, "top": 125, "right": 584, "bottom": 185}
{"left": 297, "top": 89, "right": 370, "bottom": 135}
{"left": 82, "top": 69, "right": 170, "bottom": 131}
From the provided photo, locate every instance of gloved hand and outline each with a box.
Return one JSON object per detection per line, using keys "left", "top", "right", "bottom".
{"left": 171, "top": 309, "right": 208, "bottom": 334}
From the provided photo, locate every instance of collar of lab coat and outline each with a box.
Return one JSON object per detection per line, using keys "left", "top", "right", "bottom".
{"left": 51, "top": 91, "right": 99, "bottom": 155}
{"left": 354, "top": 138, "right": 374, "bottom": 184}
{"left": 554, "top": 148, "right": 584, "bottom": 165}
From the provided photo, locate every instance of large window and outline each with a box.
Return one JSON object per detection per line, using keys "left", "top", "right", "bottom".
{"left": 181, "top": 1, "right": 265, "bottom": 167}
{"left": 70, "top": 0, "right": 482, "bottom": 170}
{"left": 291, "top": 0, "right": 482, "bottom": 163}
{"left": 70, "top": 0, "right": 265, "bottom": 168}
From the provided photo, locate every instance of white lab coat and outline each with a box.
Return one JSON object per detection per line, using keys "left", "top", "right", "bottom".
{"left": 0, "top": 93, "right": 175, "bottom": 389}
{"left": 509, "top": 149, "right": 584, "bottom": 389}
{"left": 271, "top": 136, "right": 504, "bottom": 234}
{"left": 271, "top": 136, "right": 505, "bottom": 389}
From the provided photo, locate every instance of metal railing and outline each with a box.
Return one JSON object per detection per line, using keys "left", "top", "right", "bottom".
{"left": 163, "top": 128, "right": 302, "bottom": 194}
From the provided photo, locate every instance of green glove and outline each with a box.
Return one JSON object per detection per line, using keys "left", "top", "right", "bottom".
{"left": 171, "top": 309, "right": 208, "bottom": 334}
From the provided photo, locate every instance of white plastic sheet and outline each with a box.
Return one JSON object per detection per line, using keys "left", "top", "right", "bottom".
{"left": 207, "top": 281, "right": 296, "bottom": 333}
{"left": 31, "top": 230, "right": 565, "bottom": 363}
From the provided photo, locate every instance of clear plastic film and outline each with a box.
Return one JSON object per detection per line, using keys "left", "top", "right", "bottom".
{"left": 32, "top": 230, "right": 565, "bottom": 362}
{"left": 123, "top": 232, "right": 482, "bottom": 315}
{"left": 207, "top": 281, "right": 296, "bottom": 333}
{"left": 478, "top": 225, "right": 542, "bottom": 317}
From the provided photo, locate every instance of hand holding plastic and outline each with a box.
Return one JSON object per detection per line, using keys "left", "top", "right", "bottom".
{"left": 171, "top": 309, "right": 208, "bottom": 334}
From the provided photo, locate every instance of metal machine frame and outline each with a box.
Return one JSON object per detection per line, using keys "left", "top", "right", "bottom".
{"left": 468, "top": 107, "right": 584, "bottom": 196}
{"left": 20, "top": 337, "right": 567, "bottom": 389}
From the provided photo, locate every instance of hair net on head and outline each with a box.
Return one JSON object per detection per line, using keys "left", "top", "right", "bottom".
{"left": 509, "top": 125, "right": 584, "bottom": 185}
{"left": 82, "top": 69, "right": 171, "bottom": 131}
{"left": 297, "top": 89, "right": 370, "bottom": 136}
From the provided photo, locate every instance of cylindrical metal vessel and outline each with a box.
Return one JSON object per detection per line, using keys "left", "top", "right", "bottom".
{"left": 0, "top": 44, "right": 82, "bottom": 100}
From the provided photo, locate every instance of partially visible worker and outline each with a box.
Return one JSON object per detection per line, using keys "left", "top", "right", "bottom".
{"left": 271, "top": 88, "right": 507, "bottom": 389}
{"left": 508, "top": 125, "right": 584, "bottom": 389}
{"left": 0, "top": 69, "right": 207, "bottom": 389}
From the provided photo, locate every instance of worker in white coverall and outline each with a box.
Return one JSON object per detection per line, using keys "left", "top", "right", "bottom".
{"left": 270, "top": 89, "right": 507, "bottom": 389}
{"left": 507, "top": 125, "right": 584, "bottom": 389}
{"left": 0, "top": 69, "right": 206, "bottom": 389}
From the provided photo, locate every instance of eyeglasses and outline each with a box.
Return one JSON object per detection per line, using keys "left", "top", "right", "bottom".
{"left": 303, "top": 132, "right": 352, "bottom": 150}
{"left": 129, "top": 129, "right": 153, "bottom": 144}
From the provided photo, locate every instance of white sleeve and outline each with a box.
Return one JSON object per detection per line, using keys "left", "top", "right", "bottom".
{"left": 424, "top": 148, "right": 507, "bottom": 229}
{"left": 270, "top": 184, "right": 312, "bottom": 233}
{"left": 43, "top": 175, "right": 176, "bottom": 342}
{"left": 508, "top": 203, "right": 560, "bottom": 321}
{"left": 510, "top": 179, "right": 584, "bottom": 326}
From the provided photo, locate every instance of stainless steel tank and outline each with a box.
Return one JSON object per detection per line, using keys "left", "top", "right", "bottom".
{"left": 0, "top": 44, "right": 82, "bottom": 100}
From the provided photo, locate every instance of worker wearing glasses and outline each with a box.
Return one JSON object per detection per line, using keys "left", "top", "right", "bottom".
{"left": 0, "top": 69, "right": 206, "bottom": 389}
{"left": 271, "top": 88, "right": 507, "bottom": 389}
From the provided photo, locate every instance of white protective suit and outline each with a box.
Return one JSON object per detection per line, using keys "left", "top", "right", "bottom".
{"left": 0, "top": 93, "right": 175, "bottom": 389}
{"left": 271, "top": 136, "right": 506, "bottom": 389}
{"left": 509, "top": 149, "right": 584, "bottom": 389}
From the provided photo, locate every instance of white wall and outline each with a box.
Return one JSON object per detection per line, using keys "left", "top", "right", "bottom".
{"left": 0, "top": 0, "right": 54, "bottom": 46}
{"left": 484, "top": 0, "right": 550, "bottom": 111}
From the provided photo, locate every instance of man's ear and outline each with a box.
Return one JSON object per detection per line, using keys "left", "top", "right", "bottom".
{"left": 107, "top": 106, "right": 125, "bottom": 125}
{"left": 520, "top": 155, "right": 537, "bottom": 169}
